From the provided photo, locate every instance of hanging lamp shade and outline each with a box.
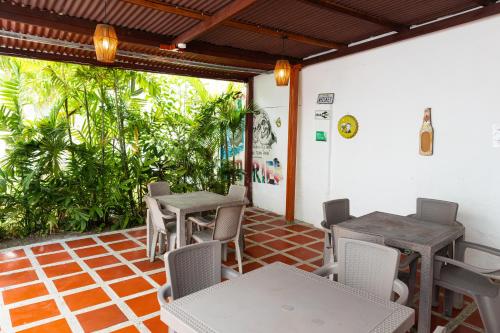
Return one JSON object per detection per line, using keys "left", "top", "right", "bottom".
{"left": 93, "top": 24, "right": 118, "bottom": 63}
{"left": 274, "top": 59, "right": 291, "bottom": 86}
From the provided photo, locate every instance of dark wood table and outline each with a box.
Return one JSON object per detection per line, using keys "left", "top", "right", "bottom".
{"left": 338, "top": 211, "right": 465, "bottom": 333}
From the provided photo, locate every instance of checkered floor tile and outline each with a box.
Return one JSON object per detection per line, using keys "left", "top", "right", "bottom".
{"left": 0, "top": 207, "right": 486, "bottom": 332}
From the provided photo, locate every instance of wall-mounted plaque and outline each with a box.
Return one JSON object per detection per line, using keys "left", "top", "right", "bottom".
{"left": 317, "top": 93, "right": 334, "bottom": 104}
{"left": 314, "top": 110, "right": 330, "bottom": 120}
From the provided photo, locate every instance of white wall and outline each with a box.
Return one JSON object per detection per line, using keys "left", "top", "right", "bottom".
{"left": 252, "top": 74, "right": 290, "bottom": 214}
{"left": 254, "top": 15, "right": 500, "bottom": 265}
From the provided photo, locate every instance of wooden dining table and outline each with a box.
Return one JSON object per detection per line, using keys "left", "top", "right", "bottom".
{"left": 338, "top": 211, "right": 465, "bottom": 333}
{"left": 160, "top": 262, "right": 415, "bottom": 333}
{"left": 150, "top": 191, "right": 246, "bottom": 249}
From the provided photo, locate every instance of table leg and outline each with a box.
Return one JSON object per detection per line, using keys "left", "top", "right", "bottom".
{"left": 453, "top": 235, "right": 465, "bottom": 309}
{"left": 176, "top": 212, "right": 186, "bottom": 249}
{"left": 417, "top": 250, "right": 434, "bottom": 333}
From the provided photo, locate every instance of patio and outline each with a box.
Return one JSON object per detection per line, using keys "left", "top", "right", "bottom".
{"left": 0, "top": 207, "right": 485, "bottom": 333}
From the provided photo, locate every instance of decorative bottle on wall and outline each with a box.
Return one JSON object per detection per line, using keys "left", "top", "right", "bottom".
{"left": 419, "top": 108, "right": 433, "bottom": 156}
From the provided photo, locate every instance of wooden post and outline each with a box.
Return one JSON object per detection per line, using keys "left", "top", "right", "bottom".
{"left": 285, "top": 65, "right": 301, "bottom": 222}
{"left": 244, "top": 77, "right": 254, "bottom": 205}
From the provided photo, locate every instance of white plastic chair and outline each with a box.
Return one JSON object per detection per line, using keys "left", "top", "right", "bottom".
{"left": 145, "top": 196, "right": 176, "bottom": 262}
{"left": 147, "top": 181, "right": 171, "bottom": 197}
{"left": 433, "top": 326, "right": 447, "bottom": 333}
{"left": 189, "top": 204, "right": 246, "bottom": 273}
{"left": 321, "top": 199, "right": 354, "bottom": 264}
{"left": 315, "top": 230, "right": 409, "bottom": 304}
{"left": 227, "top": 184, "right": 247, "bottom": 200}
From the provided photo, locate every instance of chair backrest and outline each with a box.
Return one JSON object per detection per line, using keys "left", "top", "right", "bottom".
{"left": 323, "top": 199, "right": 350, "bottom": 229}
{"left": 147, "top": 181, "right": 171, "bottom": 197}
{"left": 416, "top": 198, "right": 458, "bottom": 224}
{"left": 212, "top": 204, "right": 245, "bottom": 242}
{"left": 166, "top": 241, "right": 222, "bottom": 300}
{"left": 227, "top": 185, "right": 247, "bottom": 201}
{"left": 144, "top": 196, "right": 165, "bottom": 233}
{"left": 332, "top": 225, "right": 385, "bottom": 259}
{"left": 336, "top": 237, "right": 400, "bottom": 301}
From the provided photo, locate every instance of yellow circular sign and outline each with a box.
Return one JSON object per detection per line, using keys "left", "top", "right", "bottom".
{"left": 338, "top": 115, "right": 358, "bottom": 139}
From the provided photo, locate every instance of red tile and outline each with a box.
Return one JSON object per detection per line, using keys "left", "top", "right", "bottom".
{"left": 137, "top": 238, "right": 147, "bottom": 245}
{"left": 10, "top": 299, "right": 60, "bottom": 327}
{"left": 430, "top": 315, "right": 449, "bottom": 332}
{"left": 3, "top": 282, "right": 49, "bottom": 305}
{"left": 66, "top": 238, "right": 97, "bottom": 249}
{"left": 148, "top": 272, "right": 167, "bottom": 286}
{"left": 285, "top": 224, "right": 313, "bottom": 233}
{"left": 265, "top": 228, "right": 294, "bottom": 237}
{"left": 244, "top": 245, "right": 273, "bottom": 258}
{"left": 99, "top": 233, "right": 127, "bottom": 243}
{"left": 0, "top": 249, "right": 26, "bottom": 262}
{"left": 111, "top": 325, "right": 140, "bottom": 333}
{"left": 310, "top": 258, "right": 323, "bottom": 267}
{"left": 0, "top": 258, "right": 31, "bottom": 272}
{"left": 0, "top": 270, "right": 38, "bottom": 288}
{"left": 43, "top": 262, "right": 82, "bottom": 278}
{"left": 264, "top": 239, "right": 295, "bottom": 251}
{"left": 133, "top": 259, "right": 164, "bottom": 272}
{"left": 36, "top": 252, "right": 72, "bottom": 265}
{"left": 245, "top": 233, "right": 273, "bottom": 243}
{"left": 286, "top": 247, "right": 320, "bottom": 261}
{"left": 453, "top": 325, "right": 480, "bottom": 333}
{"left": 31, "top": 243, "right": 64, "bottom": 255}
{"left": 307, "top": 241, "right": 325, "bottom": 252}
{"left": 286, "top": 234, "right": 316, "bottom": 245}
{"left": 53, "top": 272, "right": 95, "bottom": 292}
{"left": 296, "top": 263, "right": 316, "bottom": 272}
{"left": 108, "top": 240, "right": 140, "bottom": 251}
{"left": 125, "top": 292, "right": 159, "bottom": 317}
{"left": 96, "top": 265, "right": 134, "bottom": 281}
{"left": 465, "top": 310, "right": 484, "bottom": 328}
{"left": 17, "top": 318, "right": 72, "bottom": 333}
{"left": 74, "top": 245, "right": 108, "bottom": 258}
{"left": 64, "top": 287, "right": 111, "bottom": 311}
{"left": 262, "top": 254, "right": 298, "bottom": 265}
{"left": 110, "top": 276, "right": 153, "bottom": 297}
{"left": 242, "top": 261, "right": 263, "bottom": 273}
{"left": 248, "top": 224, "right": 275, "bottom": 232}
{"left": 120, "top": 249, "right": 148, "bottom": 261}
{"left": 127, "top": 229, "right": 147, "bottom": 238}
{"left": 222, "top": 252, "right": 238, "bottom": 266}
{"left": 244, "top": 211, "right": 258, "bottom": 217}
{"left": 77, "top": 305, "right": 127, "bottom": 333}
{"left": 143, "top": 316, "right": 168, "bottom": 333}
{"left": 84, "top": 255, "right": 120, "bottom": 268}
{"left": 267, "top": 219, "right": 287, "bottom": 226}
{"left": 305, "top": 229, "right": 325, "bottom": 239}
{"left": 251, "top": 214, "right": 274, "bottom": 222}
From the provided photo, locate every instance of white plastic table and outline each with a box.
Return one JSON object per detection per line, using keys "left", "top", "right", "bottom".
{"left": 160, "top": 263, "right": 415, "bottom": 333}
{"left": 151, "top": 191, "right": 245, "bottom": 249}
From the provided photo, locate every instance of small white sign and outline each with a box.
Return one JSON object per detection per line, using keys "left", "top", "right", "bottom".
{"left": 317, "top": 93, "right": 334, "bottom": 104}
{"left": 315, "top": 110, "right": 330, "bottom": 120}
{"left": 493, "top": 124, "right": 500, "bottom": 148}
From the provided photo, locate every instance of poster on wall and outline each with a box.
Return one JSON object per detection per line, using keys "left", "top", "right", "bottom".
{"left": 252, "top": 109, "right": 284, "bottom": 185}
{"left": 222, "top": 97, "right": 245, "bottom": 183}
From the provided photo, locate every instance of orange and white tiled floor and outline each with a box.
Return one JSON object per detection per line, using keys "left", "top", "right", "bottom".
{"left": 0, "top": 207, "right": 486, "bottom": 332}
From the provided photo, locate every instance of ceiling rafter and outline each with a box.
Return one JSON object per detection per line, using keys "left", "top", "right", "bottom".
{"left": 172, "top": 0, "right": 259, "bottom": 46}
{"left": 298, "top": 0, "right": 408, "bottom": 32}
{"left": 0, "top": 1, "right": 290, "bottom": 72}
{"left": 120, "top": 0, "right": 345, "bottom": 49}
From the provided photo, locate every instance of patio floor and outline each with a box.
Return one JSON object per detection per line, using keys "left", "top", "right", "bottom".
{"left": 0, "top": 207, "right": 485, "bottom": 333}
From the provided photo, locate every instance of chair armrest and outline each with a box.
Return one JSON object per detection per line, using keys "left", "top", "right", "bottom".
{"left": 392, "top": 279, "right": 409, "bottom": 304}
{"left": 221, "top": 266, "right": 241, "bottom": 280}
{"left": 435, "top": 256, "right": 500, "bottom": 279}
{"left": 313, "top": 262, "right": 339, "bottom": 277}
{"left": 157, "top": 284, "right": 172, "bottom": 307}
{"left": 457, "top": 241, "right": 500, "bottom": 258}
{"left": 187, "top": 216, "right": 215, "bottom": 228}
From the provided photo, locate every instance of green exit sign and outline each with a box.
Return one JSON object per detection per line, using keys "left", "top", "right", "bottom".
{"left": 316, "top": 131, "right": 327, "bottom": 142}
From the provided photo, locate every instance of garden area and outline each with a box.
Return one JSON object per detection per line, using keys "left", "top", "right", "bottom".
{"left": 0, "top": 56, "right": 249, "bottom": 240}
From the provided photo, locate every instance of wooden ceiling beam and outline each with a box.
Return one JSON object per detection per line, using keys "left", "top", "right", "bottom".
{"left": 0, "top": 2, "right": 288, "bottom": 70}
{"left": 121, "top": 0, "right": 344, "bottom": 49}
{"left": 302, "top": 3, "right": 500, "bottom": 66}
{"left": 298, "top": 0, "right": 408, "bottom": 32}
{"left": 172, "top": 0, "right": 258, "bottom": 45}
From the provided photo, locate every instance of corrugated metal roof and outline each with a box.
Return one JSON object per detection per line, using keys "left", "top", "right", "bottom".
{"left": 1, "top": 0, "right": 497, "bottom": 80}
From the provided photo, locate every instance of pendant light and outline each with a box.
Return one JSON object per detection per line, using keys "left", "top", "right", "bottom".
{"left": 93, "top": 0, "right": 118, "bottom": 63}
{"left": 274, "top": 36, "right": 291, "bottom": 86}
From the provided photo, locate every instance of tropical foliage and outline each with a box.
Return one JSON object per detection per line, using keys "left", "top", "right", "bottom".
{"left": 0, "top": 56, "right": 249, "bottom": 239}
